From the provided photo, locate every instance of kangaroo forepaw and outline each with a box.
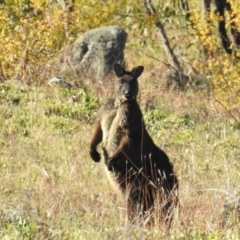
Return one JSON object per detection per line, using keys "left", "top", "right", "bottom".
{"left": 107, "top": 163, "right": 113, "bottom": 171}
{"left": 107, "top": 158, "right": 115, "bottom": 171}
{"left": 89, "top": 150, "right": 101, "bottom": 162}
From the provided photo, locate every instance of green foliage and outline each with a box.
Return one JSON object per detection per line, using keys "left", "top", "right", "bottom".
{"left": 144, "top": 107, "right": 195, "bottom": 145}
{"left": 14, "top": 216, "right": 35, "bottom": 239}
{"left": 0, "top": 83, "right": 99, "bottom": 136}
{"left": 45, "top": 88, "right": 99, "bottom": 126}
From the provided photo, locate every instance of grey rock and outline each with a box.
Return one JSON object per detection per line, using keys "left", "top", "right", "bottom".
{"left": 52, "top": 25, "right": 127, "bottom": 81}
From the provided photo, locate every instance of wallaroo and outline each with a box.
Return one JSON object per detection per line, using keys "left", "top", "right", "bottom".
{"left": 89, "top": 64, "right": 178, "bottom": 226}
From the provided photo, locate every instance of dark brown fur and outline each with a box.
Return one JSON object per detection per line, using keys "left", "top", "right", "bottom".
{"left": 89, "top": 64, "right": 178, "bottom": 225}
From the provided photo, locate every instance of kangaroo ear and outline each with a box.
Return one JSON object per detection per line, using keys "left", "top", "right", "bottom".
{"left": 131, "top": 66, "right": 144, "bottom": 78}
{"left": 113, "top": 64, "right": 125, "bottom": 77}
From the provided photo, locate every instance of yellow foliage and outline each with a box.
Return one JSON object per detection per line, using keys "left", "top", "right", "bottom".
{"left": 187, "top": 4, "right": 240, "bottom": 112}
{"left": 0, "top": 0, "right": 129, "bottom": 82}
{"left": 0, "top": 0, "right": 239, "bottom": 112}
{"left": 0, "top": 0, "right": 158, "bottom": 83}
{"left": 0, "top": 2, "right": 67, "bottom": 81}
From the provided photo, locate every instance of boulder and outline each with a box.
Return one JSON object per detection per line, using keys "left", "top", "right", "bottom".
{"left": 51, "top": 25, "right": 127, "bottom": 81}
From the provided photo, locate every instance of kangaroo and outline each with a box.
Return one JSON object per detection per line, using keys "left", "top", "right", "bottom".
{"left": 89, "top": 64, "right": 178, "bottom": 226}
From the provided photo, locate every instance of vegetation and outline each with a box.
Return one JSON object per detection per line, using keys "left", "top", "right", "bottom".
{"left": 0, "top": 0, "right": 239, "bottom": 239}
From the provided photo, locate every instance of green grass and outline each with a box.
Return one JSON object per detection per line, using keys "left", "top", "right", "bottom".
{"left": 0, "top": 76, "right": 239, "bottom": 239}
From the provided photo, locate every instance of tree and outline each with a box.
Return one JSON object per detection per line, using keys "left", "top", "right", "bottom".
{"left": 180, "top": 0, "right": 240, "bottom": 55}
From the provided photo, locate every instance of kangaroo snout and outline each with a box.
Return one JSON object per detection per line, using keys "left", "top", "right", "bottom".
{"left": 124, "top": 90, "right": 133, "bottom": 100}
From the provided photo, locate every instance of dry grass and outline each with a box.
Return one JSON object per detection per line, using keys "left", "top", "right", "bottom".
{"left": 0, "top": 49, "right": 240, "bottom": 239}
{"left": 1, "top": 0, "right": 240, "bottom": 238}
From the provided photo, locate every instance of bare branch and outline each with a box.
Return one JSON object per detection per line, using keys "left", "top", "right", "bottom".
{"left": 143, "top": 0, "right": 182, "bottom": 72}
{"left": 214, "top": 97, "right": 240, "bottom": 125}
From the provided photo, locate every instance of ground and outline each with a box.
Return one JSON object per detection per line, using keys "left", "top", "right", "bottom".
{"left": 0, "top": 65, "right": 239, "bottom": 239}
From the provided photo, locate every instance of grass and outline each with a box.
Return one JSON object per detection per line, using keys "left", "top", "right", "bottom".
{"left": 0, "top": 65, "right": 239, "bottom": 239}
{"left": 1, "top": 4, "right": 240, "bottom": 236}
{"left": 1, "top": 0, "right": 240, "bottom": 238}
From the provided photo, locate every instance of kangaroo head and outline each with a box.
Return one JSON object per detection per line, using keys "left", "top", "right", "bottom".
{"left": 113, "top": 64, "right": 144, "bottom": 103}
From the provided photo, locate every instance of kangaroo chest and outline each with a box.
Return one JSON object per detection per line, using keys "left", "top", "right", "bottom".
{"left": 105, "top": 103, "right": 139, "bottom": 155}
{"left": 101, "top": 108, "right": 116, "bottom": 145}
